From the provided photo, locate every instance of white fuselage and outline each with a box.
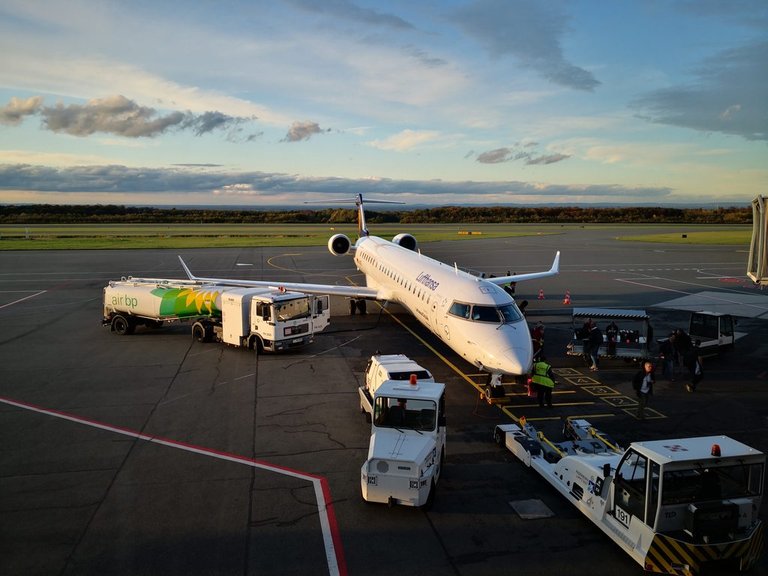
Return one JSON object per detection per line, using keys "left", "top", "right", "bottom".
{"left": 353, "top": 236, "right": 533, "bottom": 377}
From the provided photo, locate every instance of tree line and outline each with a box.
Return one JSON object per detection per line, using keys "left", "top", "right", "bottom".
{"left": 0, "top": 204, "right": 752, "bottom": 224}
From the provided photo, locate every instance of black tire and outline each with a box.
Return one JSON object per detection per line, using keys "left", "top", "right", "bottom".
{"left": 111, "top": 315, "right": 134, "bottom": 335}
{"left": 192, "top": 322, "right": 208, "bottom": 343}
{"left": 493, "top": 427, "right": 504, "bottom": 446}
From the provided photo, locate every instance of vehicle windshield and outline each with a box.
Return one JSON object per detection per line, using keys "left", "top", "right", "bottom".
{"left": 274, "top": 297, "right": 311, "bottom": 321}
{"left": 373, "top": 397, "right": 438, "bottom": 431}
{"left": 448, "top": 301, "right": 523, "bottom": 324}
{"left": 661, "top": 463, "right": 764, "bottom": 504}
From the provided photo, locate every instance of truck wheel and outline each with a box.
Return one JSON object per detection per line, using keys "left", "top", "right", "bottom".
{"left": 192, "top": 322, "right": 209, "bottom": 343}
{"left": 111, "top": 315, "right": 134, "bottom": 335}
{"left": 493, "top": 427, "right": 504, "bottom": 445}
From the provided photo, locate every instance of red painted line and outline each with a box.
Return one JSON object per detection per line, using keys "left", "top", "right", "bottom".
{"left": 0, "top": 395, "right": 346, "bottom": 576}
{"left": 320, "top": 476, "right": 348, "bottom": 576}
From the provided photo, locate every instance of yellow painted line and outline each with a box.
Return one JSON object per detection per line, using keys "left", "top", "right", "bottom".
{"left": 503, "top": 401, "right": 595, "bottom": 409}
{"left": 566, "top": 413, "right": 615, "bottom": 420}
{"left": 505, "top": 390, "right": 576, "bottom": 397}
{"left": 266, "top": 253, "right": 303, "bottom": 271}
{"left": 622, "top": 407, "right": 666, "bottom": 420}
{"left": 525, "top": 416, "right": 560, "bottom": 422}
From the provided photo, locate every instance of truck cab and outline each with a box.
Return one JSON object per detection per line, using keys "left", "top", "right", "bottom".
{"left": 359, "top": 355, "right": 445, "bottom": 508}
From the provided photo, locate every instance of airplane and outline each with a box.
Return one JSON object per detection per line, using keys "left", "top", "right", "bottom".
{"left": 178, "top": 194, "right": 560, "bottom": 396}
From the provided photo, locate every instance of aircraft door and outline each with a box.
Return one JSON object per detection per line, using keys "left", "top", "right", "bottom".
{"left": 435, "top": 298, "right": 449, "bottom": 341}
{"left": 431, "top": 299, "right": 440, "bottom": 332}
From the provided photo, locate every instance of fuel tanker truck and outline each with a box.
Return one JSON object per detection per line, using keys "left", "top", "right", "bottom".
{"left": 103, "top": 278, "right": 330, "bottom": 352}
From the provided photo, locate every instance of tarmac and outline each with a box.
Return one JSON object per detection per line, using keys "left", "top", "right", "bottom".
{"left": 1, "top": 225, "right": 767, "bottom": 576}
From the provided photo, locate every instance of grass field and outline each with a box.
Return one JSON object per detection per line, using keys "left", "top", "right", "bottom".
{"left": 0, "top": 222, "right": 751, "bottom": 250}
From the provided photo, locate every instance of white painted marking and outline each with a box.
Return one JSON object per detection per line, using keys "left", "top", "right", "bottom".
{"left": 0, "top": 290, "right": 47, "bottom": 309}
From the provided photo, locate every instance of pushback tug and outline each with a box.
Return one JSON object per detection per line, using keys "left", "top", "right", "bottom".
{"left": 495, "top": 418, "right": 764, "bottom": 575}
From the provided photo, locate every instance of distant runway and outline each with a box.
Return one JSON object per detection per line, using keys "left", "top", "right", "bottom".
{"left": 1, "top": 227, "right": 767, "bottom": 576}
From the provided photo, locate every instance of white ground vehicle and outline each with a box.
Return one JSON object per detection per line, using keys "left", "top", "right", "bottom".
{"left": 359, "top": 354, "right": 445, "bottom": 507}
{"left": 103, "top": 278, "right": 330, "bottom": 352}
{"left": 495, "top": 418, "right": 765, "bottom": 575}
{"left": 364, "top": 353, "right": 434, "bottom": 390}
{"left": 688, "top": 311, "right": 744, "bottom": 357}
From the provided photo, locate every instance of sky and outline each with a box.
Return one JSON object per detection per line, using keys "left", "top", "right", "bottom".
{"left": 0, "top": 0, "right": 766, "bottom": 207}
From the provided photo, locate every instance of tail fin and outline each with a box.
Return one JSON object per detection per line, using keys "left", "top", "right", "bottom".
{"left": 305, "top": 194, "right": 403, "bottom": 240}
{"left": 356, "top": 194, "right": 368, "bottom": 238}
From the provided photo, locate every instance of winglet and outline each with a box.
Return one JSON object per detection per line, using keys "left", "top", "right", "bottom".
{"left": 178, "top": 256, "right": 198, "bottom": 281}
{"left": 550, "top": 251, "right": 560, "bottom": 274}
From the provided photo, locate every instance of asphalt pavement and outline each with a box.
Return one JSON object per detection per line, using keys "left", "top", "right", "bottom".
{"left": 1, "top": 227, "right": 767, "bottom": 576}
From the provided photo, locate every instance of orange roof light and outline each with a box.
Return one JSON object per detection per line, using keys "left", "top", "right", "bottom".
{"left": 711, "top": 444, "right": 721, "bottom": 457}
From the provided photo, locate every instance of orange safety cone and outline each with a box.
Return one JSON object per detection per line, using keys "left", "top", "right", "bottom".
{"left": 538, "top": 288, "right": 545, "bottom": 300}
{"left": 563, "top": 289, "right": 571, "bottom": 305}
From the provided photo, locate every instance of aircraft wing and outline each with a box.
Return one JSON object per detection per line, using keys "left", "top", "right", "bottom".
{"left": 178, "top": 256, "right": 380, "bottom": 299}
{"left": 486, "top": 251, "right": 560, "bottom": 285}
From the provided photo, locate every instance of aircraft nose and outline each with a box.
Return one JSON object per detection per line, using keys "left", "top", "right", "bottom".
{"left": 482, "top": 341, "right": 533, "bottom": 376}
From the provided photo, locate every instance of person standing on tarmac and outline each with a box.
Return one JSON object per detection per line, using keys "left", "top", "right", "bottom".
{"left": 633, "top": 361, "right": 655, "bottom": 420}
{"left": 531, "top": 355, "right": 557, "bottom": 408}
{"left": 587, "top": 322, "right": 603, "bottom": 371}
{"left": 683, "top": 340, "right": 704, "bottom": 392}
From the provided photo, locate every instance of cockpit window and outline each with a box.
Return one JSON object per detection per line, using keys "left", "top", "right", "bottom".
{"left": 449, "top": 301, "right": 523, "bottom": 324}
{"left": 448, "top": 302, "right": 471, "bottom": 319}
{"left": 499, "top": 303, "right": 523, "bottom": 323}
{"left": 471, "top": 305, "right": 500, "bottom": 322}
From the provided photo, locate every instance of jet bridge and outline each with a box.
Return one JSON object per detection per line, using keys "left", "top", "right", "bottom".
{"left": 747, "top": 195, "right": 767, "bottom": 286}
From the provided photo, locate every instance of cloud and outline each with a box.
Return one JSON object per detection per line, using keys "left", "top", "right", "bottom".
{"left": 285, "top": 0, "right": 415, "bottom": 30}
{"left": 526, "top": 153, "right": 570, "bottom": 165}
{"left": 368, "top": 129, "right": 442, "bottom": 151}
{"left": 452, "top": 0, "right": 600, "bottom": 91}
{"left": 476, "top": 143, "right": 570, "bottom": 165}
{"left": 42, "top": 95, "right": 187, "bottom": 137}
{"left": 631, "top": 41, "right": 768, "bottom": 141}
{"left": 1, "top": 94, "right": 257, "bottom": 139}
{"left": 0, "top": 163, "right": 671, "bottom": 203}
{"left": 282, "top": 121, "right": 330, "bottom": 142}
{"left": 0, "top": 96, "right": 44, "bottom": 125}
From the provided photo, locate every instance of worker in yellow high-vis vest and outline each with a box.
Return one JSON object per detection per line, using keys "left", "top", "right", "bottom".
{"left": 531, "top": 356, "right": 557, "bottom": 408}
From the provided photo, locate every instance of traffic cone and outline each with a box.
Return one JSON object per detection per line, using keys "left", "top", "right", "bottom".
{"left": 538, "top": 289, "right": 545, "bottom": 300}
{"left": 563, "top": 289, "right": 571, "bottom": 305}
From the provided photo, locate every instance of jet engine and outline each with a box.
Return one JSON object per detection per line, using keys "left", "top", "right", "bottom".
{"left": 392, "top": 233, "right": 418, "bottom": 251}
{"left": 328, "top": 233, "right": 352, "bottom": 256}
